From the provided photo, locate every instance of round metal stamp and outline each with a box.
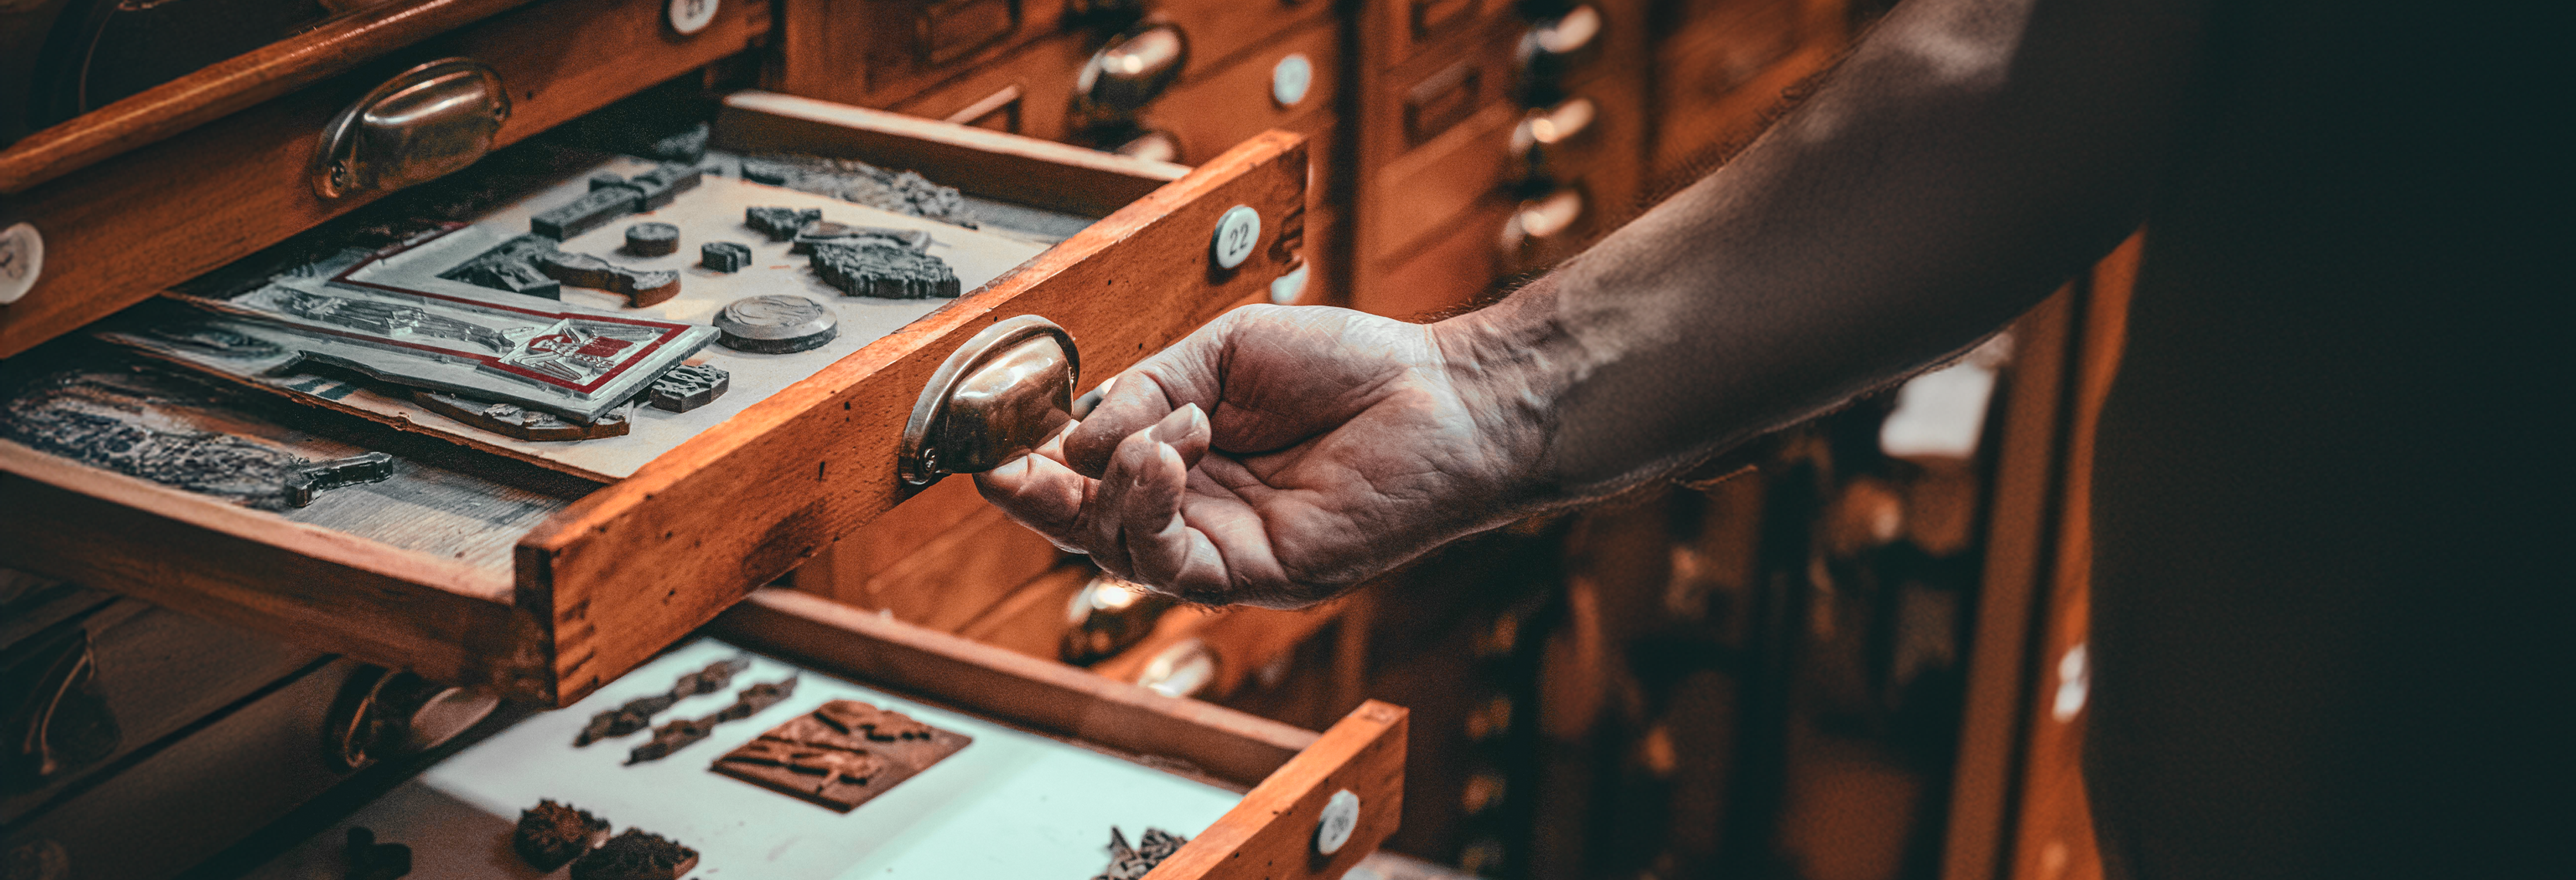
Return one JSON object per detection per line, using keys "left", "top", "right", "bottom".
{"left": 624, "top": 221, "right": 681, "bottom": 256}
{"left": 714, "top": 294, "right": 840, "bottom": 353}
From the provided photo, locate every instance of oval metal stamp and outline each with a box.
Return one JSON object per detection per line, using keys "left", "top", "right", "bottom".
{"left": 714, "top": 294, "right": 840, "bottom": 353}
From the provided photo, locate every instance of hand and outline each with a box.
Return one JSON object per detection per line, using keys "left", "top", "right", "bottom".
{"left": 975, "top": 304, "right": 1538, "bottom": 608}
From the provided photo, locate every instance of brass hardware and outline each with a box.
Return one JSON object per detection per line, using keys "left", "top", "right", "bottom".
{"left": 311, "top": 58, "right": 510, "bottom": 200}
{"left": 1135, "top": 637, "right": 1215, "bottom": 698}
{"left": 1500, "top": 187, "right": 1586, "bottom": 250}
{"left": 1113, "top": 129, "right": 1183, "bottom": 164}
{"left": 2, "top": 628, "right": 118, "bottom": 791}
{"left": 1078, "top": 24, "right": 1187, "bottom": 116}
{"left": 326, "top": 666, "right": 499, "bottom": 770}
{"left": 1061, "top": 573, "right": 1177, "bottom": 665}
{"left": 1510, "top": 97, "right": 1598, "bottom": 160}
{"left": 900, "top": 315, "right": 1080, "bottom": 485}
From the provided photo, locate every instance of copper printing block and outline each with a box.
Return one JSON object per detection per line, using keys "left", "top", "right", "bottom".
{"left": 712, "top": 699, "right": 970, "bottom": 812}
{"left": 567, "top": 830, "right": 697, "bottom": 880}
{"left": 513, "top": 800, "right": 610, "bottom": 872}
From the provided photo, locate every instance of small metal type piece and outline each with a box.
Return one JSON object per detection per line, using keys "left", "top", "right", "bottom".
{"left": 645, "top": 363, "right": 729, "bottom": 412}
{"left": 1314, "top": 789, "right": 1362, "bottom": 856}
{"left": 711, "top": 699, "right": 971, "bottom": 812}
{"left": 624, "top": 676, "right": 796, "bottom": 764}
{"left": 745, "top": 206, "right": 823, "bottom": 241}
{"left": 438, "top": 233, "right": 565, "bottom": 299}
{"left": 714, "top": 294, "right": 839, "bottom": 353}
{"left": 899, "top": 315, "right": 1078, "bottom": 484}
{"left": 1211, "top": 204, "right": 1262, "bottom": 270}
{"left": 284, "top": 452, "right": 396, "bottom": 507}
{"left": 1092, "top": 827, "right": 1190, "bottom": 880}
{"left": 413, "top": 390, "right": 633, "bottom": 441}
{"left": 700, "top": 240, "right": 752, "bottom": 272}
{"left": 572, "top": 656, "right": 750, "bottom": 747}
{"left": 0, "top": 221, "right": 43, "bottom": 305}
{"left": 588, "top": 172, "right": 630, "bottom": 191}
{"left": 533, "top": 250, "right": 681, "bottom": 307}
{"left": 1, "top": 369, "right": 360, "bottom": 510}
{"left": 567, "top": 830, "right": 697, "bottom": 880}
{"left": 627, "top": 163, "right": 705, "bottom": 211}
{"left": 533, "top": 187, "right": 645, "bottom": 241}
{"left": 739, "top": 156, "right": 978, "bottom": 228}
{"left": 344, "top": 827, "right": 413, "bottom": 880}
{"left": 514, "top": 801, "right": 610, "bottom": 872}
{"left": 313, "top": 59, "right": 509, "bottom": 200}
{"left": 810, "top": 242, "right": 959, "bottom": 299}
{"left": 789, "top": 221, "right": 933, "bottom": 255}
{"left": 623, "top": 222, "right": 679, "bottom": 256}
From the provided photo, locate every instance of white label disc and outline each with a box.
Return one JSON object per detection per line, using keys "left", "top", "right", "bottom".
{"left": 1314, "top": 788, "right": 1361, "bottom": 855}
{"left": 0, "top": 222, "right": 43, "bottom": 305}
{"left": 668, "top": 0, "right": 719, "bottom": 35}
{"left": 1272, "top": 53, "right": 1314, "bottom": 107}
{"left": 1211, "top": 205, "right": 1261, "bottom": 270}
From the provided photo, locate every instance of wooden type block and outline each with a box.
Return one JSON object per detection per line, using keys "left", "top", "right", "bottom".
{"left": 413, "top": 390, "right": 633, "bottom": 441}
{"left": 513, "top": 800, "right": 610, "bottom": 872}
{"left": 744, "top": 206, "right": 823, "bottom": 242}
{"left": 532, "top": 187, "right": 645, "bottom": 240}
{"left": 533, "top": 250, "right": 681, "bottom": 307}
{"left": 438, "top": 233, "right": 566, "bottom": 300}
{"left": 623, "top": 222, "right": 679, "bottom": 257}
{"left": 644, "top": 363, "right": 728, "bottom": 413}
{"left": 567, "top": 830, "right": 696, "bottom": 880}
{"left": 572, "top": 655, "right": 749, "bottom": 746}
{"left": 710, "top": 699, "right": 970, "bottom": 812}
{"left": 810, "top": 242, "right": 959, "bottom": 299}
{"left": 626, "top": 675, "right": 799, "bottom": 764}
{"left": 699, "top": 241, "right": 751, "bottom": 273}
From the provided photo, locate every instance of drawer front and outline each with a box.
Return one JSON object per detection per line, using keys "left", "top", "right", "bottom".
{"left": 1150, "top": 0, "right": 1339, "bottom": 90}
{"left": 1365, "top": 100, "right": 1516, "bottom": 262}
{"left": 1357, "top": 195, "right": 1513, "bottom": 317}
{"left": 0, "top": 658, "right": 359, "bottom": 880}
{"left": 771, "top": 0, "right": 1069, "bottom": 109}
{"left": 1, "top": 599, "right": 322, "bottom": 824}
{"left": 1370, "top": 0, "right": 1513, "bottom": 71}
{"left": 0, "top": 95, "right": 1308, "bottom": 709}
{"left": 0, "top": 0, "right": 772, "bottom": 358}
{"left": 887, "top": 30, "right": 1096, "bottom": 141}
{"left": 1139, "top": 21, "right": 1341, "bottom": 166}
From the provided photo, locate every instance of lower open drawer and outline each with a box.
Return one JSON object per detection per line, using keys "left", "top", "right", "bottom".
{"left": 0, "top": 92, "right": 1310, "bottom": 706}
{"left": 235, "top": 589, "right": 1406, "bottom": 879}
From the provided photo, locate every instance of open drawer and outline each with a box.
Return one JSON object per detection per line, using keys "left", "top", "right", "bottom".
{"left": 0, "top": 92, "right": 1311, "bottom": 706}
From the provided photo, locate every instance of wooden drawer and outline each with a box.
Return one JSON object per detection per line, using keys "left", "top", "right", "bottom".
{"left": 0, "top": 93, "right": 1311, "bottom": 708}
{"left": 1364, "top": 100, "right": 1517, "bottom": 262}
{"left": 1153, "top": 0, "right": 1341, "bottom": 88}
{"left": 0, "top": 0, "right": 775, "bottom": 359}
{"left": 771, "top": 0, "right": 1069, "bottom": 110}
{"left": 1, "top": 597, "right": 322, "bottom": 825}
{"left": 887, "top": 29, "right": 1097, "bottom": 141}
{"left": 1368, "top": 0, "right": 1515, "bottom": 71}
{"left": 0, "top": 657, "right": 364, "bottom": 880}
{"left": 1138, "top": 20, "right": 1342, "bottom": 166}
{"left": 712, "top": 589, "right": 1409, "bottom": 880}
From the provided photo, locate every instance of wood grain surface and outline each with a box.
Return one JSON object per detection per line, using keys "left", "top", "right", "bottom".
{"left": 0, "top": 0, "right": 771, "bottom": 358}
{"left": 712, "top": 588, "right": 1321, "bottom": 788}
{"left": 716, "top": 91, "right": 1190, "bottom": 218}
{"left": 520, "top": 127, "right": 1307, "bottom": 704}
{"left": 1145, "top": 700, "right": 1409, "bottom": 880}
{"left": 0, "top": 0, "right": 541, "bottom": 195}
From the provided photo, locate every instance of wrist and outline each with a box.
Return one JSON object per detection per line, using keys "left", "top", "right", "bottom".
{"left": 1427, "top": 277, "right": 1582, "bottom": 513}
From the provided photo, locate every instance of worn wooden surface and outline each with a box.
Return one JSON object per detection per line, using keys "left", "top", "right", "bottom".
{"left": 1146, "top": 700, "right": 1408, "bottom": 880}
{"left": 954, "top": 563, "right": 1099, "bottom": 659}
{"left": 1092, "top": 603, "right": 1350, "bottom": 702}
{"left": 716, "top": 92, "right": 1190, "bottom": 218}
{"left": 0, "top": 0, "right": 542, "bottom": 195}
{"left": 0, "top": 0, "right": 771, "bottom": 358}
{"left": 1938, "top": 290, "right": 2077, "bottom": 880}
{"left": 520, "top": 129, "right": 1306, "bottom": 704}
{"left": 0, "top": 440, "right": 545, "bottom": 695}
{"left": 711, "top": 589, "right": 1320, "bottom": 788}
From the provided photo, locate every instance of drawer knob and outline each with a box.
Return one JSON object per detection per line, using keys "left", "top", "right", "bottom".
{"left": 327, "top": 667, "right": 500, "bottom": 770}
{"left": 1079, "top": 24, "right": 1188, "bottom": 117}
{"left": 1272, "top": 52, "right": 1315, "bottom": 108}
{"left": 901, "top": 315, "right": 1080, "bottom": 485}
{"left": 312, "top": 58, "right": 510, "bottom": 200}
{"left": 667, "top": 0, "right": 720, "bottom": 35}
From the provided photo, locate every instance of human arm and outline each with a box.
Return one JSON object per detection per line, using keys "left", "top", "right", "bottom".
{"left": 978, "top": 0, "right": 2208, "bottom": 604}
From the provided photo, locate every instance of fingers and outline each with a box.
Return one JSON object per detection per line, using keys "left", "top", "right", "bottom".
{"left": 1064, "top": 308, "right": 1255, "bottom": 476}
{"left": 1082, "top": 405, "right": 1204, "bottom": 579}
{"left": 974, "top": 427, "right": 1093, "bottom": 552}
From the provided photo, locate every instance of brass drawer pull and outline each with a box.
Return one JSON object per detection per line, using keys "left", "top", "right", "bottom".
{"left": 326, "top": 666, "right": 499, "bottom": 770}
{"left": 1079, "top": 24, "right": 1189, "bottom": 118}
{"left": 901, "top": 315, "right": 1081, "bottom": 485}
{"left": 311, "top": 57, "right": 510, "bottom": 200}
{"left": 2, "top": 628, "right": 119, "bottom": 790}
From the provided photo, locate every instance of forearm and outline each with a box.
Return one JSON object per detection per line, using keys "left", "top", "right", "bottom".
{"left": 1440, "top": 0, "right": 2204, "bottom": 502}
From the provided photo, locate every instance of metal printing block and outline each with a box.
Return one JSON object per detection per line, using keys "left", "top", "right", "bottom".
{"left": 710, "top": 699, "right": 971, "bottom": 812}
{"left": 533, "top": 250, "right": 682, "bottom": 307}
{"left": 713, "top": 294, "right": 839, "bottom": 353}
{"left": 810, "top": 242, "right": 960, "bottom": 299}
{"left": 0, "top": 369, "right": 388, "bottom": 510}
{"left": 437, "top": 233, "right": 566, "bottom": 300}
{"left": 645, "top": 363, "right": 729, "bottom": 412}
{"left": 514, "top": 800, "right": 610, "bottom": 872}
{"left": 626, "top": 163, "right": 705, "bottom": 210}
{"left": 623, "top": 222, "right": 680, "bottom": 257}
{"left": 281, "top": 452, "right": 396, "bottom": 507}
{"left": 567, "top": 830, "right": 696, "bottom": 880}
{"left": 531, "top": 186, "right": 644, "bottom": 240}
{"left": 745, "top": 206, "right": 823, "bottom": 242}
{"left": 412, "top": 390, "right": 634, "bottom": 441}
{"left": 699, "top": 240, "right": 751, "bottom": 272}
{"left": 739, "top": 154, "right": 980, "bottom": 228}
{"left": 788, "top": 221, "right": 932, "bottom": 255}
